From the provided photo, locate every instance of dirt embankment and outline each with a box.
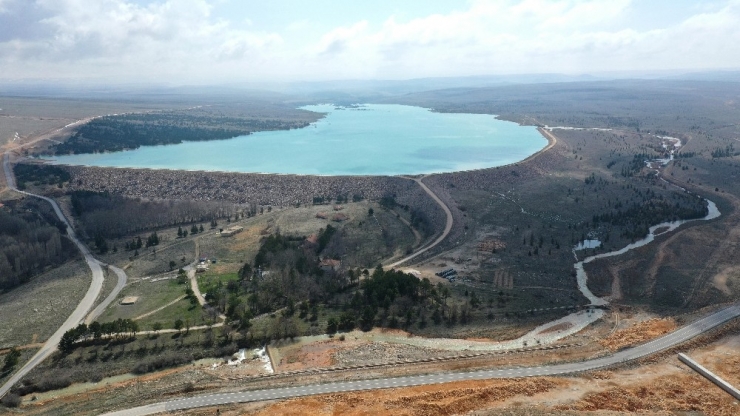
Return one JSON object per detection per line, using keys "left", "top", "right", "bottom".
{"left": 180, "top": 333, "right": 740, "bottom": 416}
{"left": 598, "top": 318, "right": 677, "bottom": 351}
{"left": 558, "top": 353, "right": 740, "bottom": 415}
{"left": 249, "top": 378, "right": 566, "bottom": 416}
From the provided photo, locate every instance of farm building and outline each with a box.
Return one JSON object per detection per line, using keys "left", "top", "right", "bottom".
{"left": 221, "top": 226, "right": 244, "bottom": 237}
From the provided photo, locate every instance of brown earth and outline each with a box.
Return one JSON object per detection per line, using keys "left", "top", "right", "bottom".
{"left": 557, "top": 355, "right": 740, "bottom": 415}
{"left": 175, "top": 333, "right": 740, "bottom": 416}
{"left": 598, "top": 318, "right": 676, "bottom": 351}
{"left": 249, "top": 378, "right": 567, "bottom": 416}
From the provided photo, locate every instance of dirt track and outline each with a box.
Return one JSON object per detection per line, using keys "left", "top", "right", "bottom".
{"left": 386, "top": 175, "right": 454, "bottom": 268}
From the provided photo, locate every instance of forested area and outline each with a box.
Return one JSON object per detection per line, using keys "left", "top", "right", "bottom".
{"left": 70, "top": 190, "right": 238, "bottom": 240}
{"left": 13, "top": 164, "right": 70, "bottom": 190}
{"left": 50, "top": 111, "right": 316, "bottom": 154}
{"left": 210, "top": 229, "right": 347, "bottom": 325}
{"left": 587, "top": 182, "right": 708, "bottom": 240}
{"left": 0, "top": 199, "right": 77, "bottom": 291}
{"left": 206, "top": 230, "right": 461, "bottom": 337}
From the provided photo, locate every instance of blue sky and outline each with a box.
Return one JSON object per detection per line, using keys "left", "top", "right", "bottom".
{"left": 1, "top": 0, "right": 738, "bottom": 84}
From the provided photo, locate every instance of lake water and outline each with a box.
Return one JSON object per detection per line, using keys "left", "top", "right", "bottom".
{"left": 46, "top": 104, "right": 547, "bottom": 176}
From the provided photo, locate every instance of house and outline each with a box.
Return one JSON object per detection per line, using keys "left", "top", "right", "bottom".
{"left": 305, "top": 234, "right": 318, "bottom": 244}
{"left": 121, "top": 296, "right": 139, "bottom": 305}
{"left": 319, "top": 258, "right": 341, "bottom": 272}
{"left": 331, "top": 213, "right": 349, "bottom": 222}
{"left": 221, "top": 226, "right": 244, "bottom": 237}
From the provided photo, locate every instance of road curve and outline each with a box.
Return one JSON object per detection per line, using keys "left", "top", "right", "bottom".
{"left": 102, "top": 303, "right": 740, "bottom": 416}
{"left": 387, "top": 176, "right": 453, "bottom": 268}
{"left": 0, "top": 153, "right": 106, "bottom": 399}
{"left": 85, "top": 264, "right": 128, "bottom": 324}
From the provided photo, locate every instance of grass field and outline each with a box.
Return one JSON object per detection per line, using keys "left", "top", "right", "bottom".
{"left": 0, "top": 260, "right": 89, "bottom": 349}
{"left": 135, "top": 297, "right": 210, "bottom": 331}
{"left": 98, "top": 278, "right": 193, "bottom": 324}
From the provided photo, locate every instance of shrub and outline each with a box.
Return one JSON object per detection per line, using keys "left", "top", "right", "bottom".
{"left": 131, "top": 353, "right": 192, "bottom": 375}
{"left": 36, "top": 374, "right": 72, "bottom": 392}
{"left": 1, "top": 393, "right": 21, "bottom": 408}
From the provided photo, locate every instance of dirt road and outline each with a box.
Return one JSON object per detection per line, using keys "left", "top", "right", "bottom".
{"left": 0, "top": 153, "right": 105, "bottom": 400}
{"left": 386, "top": 175, "right": 453, "bottom": 268}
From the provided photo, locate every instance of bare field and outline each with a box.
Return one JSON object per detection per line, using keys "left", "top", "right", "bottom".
{"left": 170, "top": 332, "right": 740, "bottom": 416}
{"left": 0, "top": 260, "right": 89, "bottom": 348}
{"left": 0, "top": 117, "right": 71, "bottom": 148}
{"left": 598, "top": 317, "right": 676, "bottom": 351}
{"left": 0, "top": 96, "right": 174, "bottom": 151}
{"left": 250, "top": 378, "right": 568, "bottom": 416}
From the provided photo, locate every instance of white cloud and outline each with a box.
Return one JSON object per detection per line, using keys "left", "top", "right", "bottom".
{"left": 299, "top": 0, "right": 740, "bottom": 78}
{"left": 0, "top": 0, "right": 738, "bottom": 83}
{"left": 0, "top": 0, "right": 283, "bottom": 82}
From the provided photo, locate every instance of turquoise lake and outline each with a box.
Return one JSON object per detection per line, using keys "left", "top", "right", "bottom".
{"left": 47, "top": 104, "right": 547, "bottom": 176}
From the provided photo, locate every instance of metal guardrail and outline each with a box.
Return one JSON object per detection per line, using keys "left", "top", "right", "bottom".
{"left": 678, "top": 353, "right": 740, "bottom": 400}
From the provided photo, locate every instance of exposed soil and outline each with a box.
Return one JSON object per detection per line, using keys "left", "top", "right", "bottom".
{"left": 230, "top": 378, "right": 568, "bottom": 416}
{"left": 598, "top": 318, "right": 677, "bottom": 351}
{"left": 173, "top": 333, "right": 740, "bottom": 416}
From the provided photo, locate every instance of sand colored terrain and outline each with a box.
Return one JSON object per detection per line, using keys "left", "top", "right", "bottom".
{"left": 557, "top": 340, "right": 740, "bottom": 415}
{"left": 176, "top": 333, "right": 740, "bottom": 416}
{"left": 712, "top": 265, "right": 740, "bottom": 296}
{"left": 598, "top": 317, "right": 677, "bottom": 351}
{"left": 246, "top": 378, "right": 567, "bottom": 416}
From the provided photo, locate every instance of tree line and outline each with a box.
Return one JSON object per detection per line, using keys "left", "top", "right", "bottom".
{"left": 70, "top": 190, "right": 237, "bottom": 240}
{"left": 592, "top": 193, "right": 707, "bottom": 240}
{"left": 13, "top": 164, "right": 70, "bottom": 190}
{"left": 59, "top": 319, "right": 140, "bottom": 353}
{"left": 49, "top": 112, "right": 314, "bottom": 155}
{"left": 209, "top": 230, "right": 476, "bottom": 339}
{"left": 0, "top": 198, "right": 76, "bottom": 291}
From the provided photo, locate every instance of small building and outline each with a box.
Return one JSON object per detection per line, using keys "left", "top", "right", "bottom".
{"left": 221, "top": 226, "right": 244, "bottom": 237}
{"left": 196, "top": 264, "right": 208, "bottom": 273}
{"left": 121, "top": 296, "right": 139, "bottom": 305}
{"left": 319, "top": 258, "right": 341, "bottom": 272}
{"left": 331, "top": 213, "right": 349, "bottom": 222}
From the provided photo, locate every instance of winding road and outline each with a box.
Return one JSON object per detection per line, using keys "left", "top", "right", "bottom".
{"left": 386, "top": 175, "right": 453, "bottom": 268}
{"left": 0, "top": 153, "right": 123, "bottom": 399}
{"left": 85, "top": 264, "right": 128, "bottom": 324}
{"left": 103, "top": 302, "right": 740, "bottom": 415}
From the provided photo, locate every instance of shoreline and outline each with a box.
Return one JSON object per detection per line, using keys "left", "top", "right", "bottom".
{"left": 34, "top": 126, "right": 555, "bottom": 180}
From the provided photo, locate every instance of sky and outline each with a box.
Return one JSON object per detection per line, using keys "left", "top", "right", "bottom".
{"left": 0, "top": 0, "right": 739, "bottom": 85}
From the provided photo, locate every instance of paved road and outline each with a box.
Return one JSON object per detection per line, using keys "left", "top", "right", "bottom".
{"left": 0, "top": 153, "right": 106, "bottom": 399}
{"left": 102, "top": 303, "right": 740, "bottom": 416}
{"left": 85, "top": 264, "right": 128, "bottom": 324}
{"left": 387, "top": 175, "right": 454, "bottom": 268}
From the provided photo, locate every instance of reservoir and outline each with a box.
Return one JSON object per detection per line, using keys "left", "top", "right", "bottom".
{"left": 47, "top": 104, "right": 547, "bottom": 176}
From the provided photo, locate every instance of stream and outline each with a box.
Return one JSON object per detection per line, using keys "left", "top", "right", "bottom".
{"left": 574, "top": 196, "right": 720, "bottom": 306}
